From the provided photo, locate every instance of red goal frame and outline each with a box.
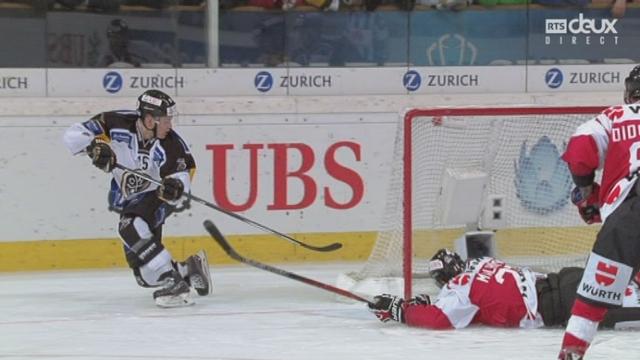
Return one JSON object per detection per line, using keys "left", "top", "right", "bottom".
{"left": 401, "top": 106, "right": 606, "bottom": 300}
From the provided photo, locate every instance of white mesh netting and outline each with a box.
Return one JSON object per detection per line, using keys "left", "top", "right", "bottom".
{"left": 341, "top": 107, "right": 604, "bottom": 298}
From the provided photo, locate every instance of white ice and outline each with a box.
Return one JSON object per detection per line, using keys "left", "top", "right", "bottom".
{"left": 1, "top": 263, "right": 639, "bottom": 360}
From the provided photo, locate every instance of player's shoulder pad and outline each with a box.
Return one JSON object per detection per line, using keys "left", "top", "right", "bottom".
{"left": 101, "top": 110, "right": 139, "bottom": 130}
{"left": 163, "top": 129, "right": 192, "bottom": 154}
{"left": 600, "top": 105, "right": 625, "bottom": 121}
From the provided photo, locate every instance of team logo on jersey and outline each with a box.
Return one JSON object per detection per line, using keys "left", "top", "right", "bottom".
{"left": 595, "top": 261, "right": 618, "bottom": 286}
{"left": 121, "top": 171, "right": 150, "bottom": 198}
{"left": 103, "top": 71, "right": 124, "bottom": 94}
{"left": 448, "top": 274, "right": 470, "bottom": 287}
{"left": 254, "top": 71, "right": 273, "bottom": 93}
{"left": 514, "top": 136, "right": 572, "bottom": 215}
{"left": 176, "top": 158, "right": 187, "bottom": 172}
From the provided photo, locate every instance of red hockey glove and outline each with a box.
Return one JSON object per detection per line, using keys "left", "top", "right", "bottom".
{"left": 570, "top": 183, "right": 601, "bottom": 224}
{"left": 368, "top": 294, "right": 405, "bottom": 323}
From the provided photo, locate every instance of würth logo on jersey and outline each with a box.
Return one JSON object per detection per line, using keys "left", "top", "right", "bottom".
{"left": 595, "top": 261, "right": 618, "bottom": 286}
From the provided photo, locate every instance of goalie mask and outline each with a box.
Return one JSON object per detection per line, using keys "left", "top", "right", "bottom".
{"left": 428, "top": 249, "right": 465, "bottom": 288}
{"left": 624, "top": 65, "right": 640, "bottom": 104}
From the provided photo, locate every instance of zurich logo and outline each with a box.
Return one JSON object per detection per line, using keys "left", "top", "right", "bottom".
{"left": 545, "top": 68, "right": 563, "bottom": 89}
{"left": 403, "top": 70, "right": 422, "bottom": 92}
{"left": 254, "top": 71, "right": 273, "bottom": 93}
{"left": 514, "top": 136, "right": 572, "bottom": 215}
{"left": 103, "top": 71, "right": 123, "bottom": 94}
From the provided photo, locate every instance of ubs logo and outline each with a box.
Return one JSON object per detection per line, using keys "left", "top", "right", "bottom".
{"left": 545, "top": 68, "right": 563, "bottom": 89}
{"left": 403, "top": 70, "right": 421, "bottom": 91}
{"left": 103, "top": 71, "right": 123, "bottom": 94}
{"left": 254, "top": 71, "right": 273, "bottom": 93}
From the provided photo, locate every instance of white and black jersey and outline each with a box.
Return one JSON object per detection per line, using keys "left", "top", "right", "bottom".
{"left": 63, "top": 110, "right": 196, "bottom": 208}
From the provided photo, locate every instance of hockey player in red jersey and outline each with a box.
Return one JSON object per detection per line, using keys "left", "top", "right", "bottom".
{"left": 368, "top": 249, "right": 640, "bottom": 332}
{"left": 63, "top": 89, "right": 212, "bottom": 308}
{"left": 556, "top": 65, "right": 640, "bottom": 359}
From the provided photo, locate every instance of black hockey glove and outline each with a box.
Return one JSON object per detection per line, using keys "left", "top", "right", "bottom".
{"left": 368, "top": 294, "right": 405, "bottom": 323}
{"left": 408, "top": 294, "right": 431, "bottom": 306}
{"left": 157, "top": 177, "right": 184, "bottom": 202}
{"left": 86, "top": 139, "right": 116, "bottom": 172}
{"left": 570, "top": 183, "right": 601, "bottom": 224}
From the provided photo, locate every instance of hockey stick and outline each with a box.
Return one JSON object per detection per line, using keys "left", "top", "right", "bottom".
{"left": 114, "top": 163, "right": 342, "bottom": 252}
{"left": 203, "top": 219, "right": 372, "bottom": 305}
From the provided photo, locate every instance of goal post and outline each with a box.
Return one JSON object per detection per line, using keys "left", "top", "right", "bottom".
{"left": 339, "top": 106, "right": 606, "bottom": 301}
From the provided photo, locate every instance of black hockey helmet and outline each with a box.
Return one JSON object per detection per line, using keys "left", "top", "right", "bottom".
{"left": 137, "top": 89, "right": 177, "bottom": 118}
{"left": 624, "top": 65, "right": 640, "bottom": 104}
{"left": 428, "top": 249, "right": 465, "bottom": 288}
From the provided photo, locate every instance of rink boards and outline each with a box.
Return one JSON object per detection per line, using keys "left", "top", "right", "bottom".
{"left": 0, "top": 94, "right": 614, "bottom": 271}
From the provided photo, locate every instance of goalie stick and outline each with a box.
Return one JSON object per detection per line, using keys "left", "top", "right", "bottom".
{"left": 203, "top": 219, "right": 373, "bottom": 305}
{"left": 115, "top": 163, "right": 342, "bottom": 252}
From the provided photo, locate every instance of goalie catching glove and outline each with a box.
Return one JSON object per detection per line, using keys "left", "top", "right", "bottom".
{"left": 157, "top": 177, "right": 184, "bottom": 202}
{"left": 86, "top": 139, "right": 116, "bottom": 172}
{"left": 368, "top": 294, "right": 405, "bottom": 323}
{"left": 570, "top": 183, "right": 601, "bottom": 224}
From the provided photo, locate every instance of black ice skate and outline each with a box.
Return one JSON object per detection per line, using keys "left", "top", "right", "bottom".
{"left": 183, "top": 250, "right": 213, "bottom": 296}
{"left": 153, "top": 269, "right": 194, "bottom": 308}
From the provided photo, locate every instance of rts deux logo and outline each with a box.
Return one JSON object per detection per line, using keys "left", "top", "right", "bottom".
{"left": 544, "top": 13, "right": 620, "bottom": 46}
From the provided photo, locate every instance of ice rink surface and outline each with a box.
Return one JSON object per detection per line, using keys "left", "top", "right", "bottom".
{"left": 1, "top": 262, "right": 639, "bottom": 360}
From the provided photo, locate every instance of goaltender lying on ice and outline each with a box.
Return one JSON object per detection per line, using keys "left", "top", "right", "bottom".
{"left": 368, "top": 249, "right": 640, "bottom": 330}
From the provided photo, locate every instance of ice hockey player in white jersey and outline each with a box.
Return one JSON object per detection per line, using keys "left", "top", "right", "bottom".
{"left": 557, "top": 64, "right": 640, "bottom": 359}
{"left": 63, "top": 89, "right": 212, "bottom": 308}
{"left": 368, "top": 249, "right": 640, "bottom": 333}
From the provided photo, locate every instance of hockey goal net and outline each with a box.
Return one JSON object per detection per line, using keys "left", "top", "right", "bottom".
{"left": 339, "top": 106, "right": 606, "bottom": 300}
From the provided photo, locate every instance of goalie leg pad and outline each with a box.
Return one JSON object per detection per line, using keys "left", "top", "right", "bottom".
{"left": 537, "top": 267, "right": 583, "bottom": 326}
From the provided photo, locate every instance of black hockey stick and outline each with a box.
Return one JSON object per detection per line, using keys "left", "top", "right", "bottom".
{"left": 114, "top": 164, "right": 342, "bottom": 252}
{"left": 203, "top": 219, "right": 372, "bottom": 305}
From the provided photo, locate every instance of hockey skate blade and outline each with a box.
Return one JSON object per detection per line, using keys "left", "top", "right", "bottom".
{"left": 154, "top": 293, "right": 195, "bottom": 308}
{"left": 194, "top": 250, "right": 213, "bottom": 296}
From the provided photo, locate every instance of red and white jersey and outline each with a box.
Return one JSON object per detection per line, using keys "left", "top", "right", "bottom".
{"left": 405, "top": 257, "right": 543, "bottom": 329}
{"left": 562, "top": 104, "right": 640, "bottom": 220}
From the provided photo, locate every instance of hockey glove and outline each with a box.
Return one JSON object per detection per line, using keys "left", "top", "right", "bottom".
{"left": 87, "top": 139, "right": 116, "bottom": 172}
{"left": 157, "top": 177, "right": 184, "bottom": 202}
{"left": 368, "top": 294, "right": 405, "bottom": 323}
{"left": 408, "top": 294, "right": 431, "bottom": 306}
{"left": 570, "top": 183, "right": 601, "bottom": 224}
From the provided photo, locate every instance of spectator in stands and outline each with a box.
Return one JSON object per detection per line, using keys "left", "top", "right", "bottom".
{"left": 592, "top": 0, "right": 640, "bottom": 18}
{"left": 102, "top": 18, "right": 175, "bottom": 68}
{"left": 102, "top": 19, "right": 142, "bottom": 67}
